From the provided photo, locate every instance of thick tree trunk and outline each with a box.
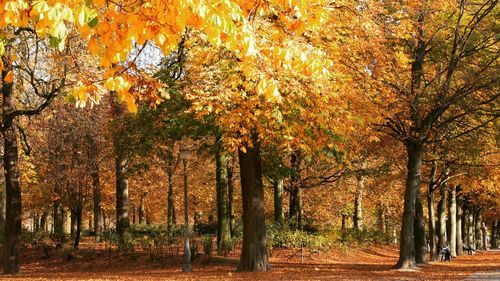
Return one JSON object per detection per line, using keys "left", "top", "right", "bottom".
{"left": 116, "top": 154, "right": 130, "bottom": 245}
{"left": 449, "top": 186, "right": 457, "bottom": 256}
{"left": 2, "top": 52, "right": 22, "bottom": 274}
{"left": 456, "top": 189, "right": 463, "bottom": 256}
{"left": 353, "top": 173, "right": 365, "bottom": 230}
{"left": 437, "top": 183, "right": 448, "bottom": 254}
{"left": 491, "top": 221, "right": 498, "bottom": 249}
{"left": 215, "top": 136, "right": 231, "bottom": 253}
{"left": 237, "top": 138, "right": 270, "bottom": 272}
{"left": 289, "top": 151, "right": 302, "bottom": 229}
{"left": 167, "top": 171, "right": 175, "bottom": 236}
{"left": 273, "top": 179, "right": 284, "bottom": 224}
{"left": 395, "top": 141, "right": 422, "bottom": 269}
{"left": 227, "top": 158, "right": 235, "bottom": 237}
{"left": 427, "top": 161, "right": 437, "bottom": 260}
{"left": 414, "top": 189, "right": 427, "bottom": 264}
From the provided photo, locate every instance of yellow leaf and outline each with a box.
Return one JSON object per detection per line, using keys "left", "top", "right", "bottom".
{"left": 4, "top": 70, "right": 14, "bottom": 83}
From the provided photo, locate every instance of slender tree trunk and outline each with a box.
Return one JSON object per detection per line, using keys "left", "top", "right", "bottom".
{"left": 0, "top": 172, "right": 5, "bottom": 238}
{"left": 481, "top": 224, "right": 487, "bottom": 250}
{"left": 92, "top": 166, "right": 103, "bottom": 242}
{"left": 395, "top": 141, "right": 423, "bottom": 269}
{"left": 237, "top": 137, "right": 270, "bottom": 272}
{"left": 414, "top": 189, "right": 427, "bottom": 264}
{"left": 491, "top": 221, "right": 498, "bottom": 249}
{"left": 437, "top": 183, "right": 448, "bottom": 254}
{"left": 475, "top": 212, "right": 482, "bottom": 250}
{"left": 139, "top": 193, "right": 146, "bottom": 225}
{"left": 448, "top": 186, "right": 457, "bottom": 256}
{"left": 215, "top": 135, "right": 231, "bottom": 253}
{"left": 167, "top": 171, "right": 175, "bottom": 236}
{"left": 377, "top": 204, "right": 386, "bottom": 234}
{"left": 289, "top": 151, "right": 302, "bottom": 229}
{"left": 227, "top": 157, "right": 235, "bottom": 237}
{"left": 427, "top": 161, "right": 437, "bottom": 260}
{"left": 456, "top": 188, "right": 463, "bottom": 256}
{"left": 2, "top": 51, "right": 22, "bottom": 274}
{"left": 73, "top": 209, "right": 82, "bottom": 249}
{"left": 353, "top": 172, "right": 365, "bottom": 230}
{"left": 116, "top": 153, "right": 130, "bottom": 246}
{"left": 467, "top": 209, "right": 474, "bottom": 249}
{"left": 273, "top": 179, "right": 284, "bottom": 224}
{"left": 70, "top": 210, "right": 77, "bottom": 241}
{"left": 40, "top": 210, "right": 48, "bottom": 231}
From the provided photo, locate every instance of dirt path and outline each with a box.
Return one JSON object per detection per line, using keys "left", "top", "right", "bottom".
{"left": 2, "top": 245, "right": 499, "bottom": 280}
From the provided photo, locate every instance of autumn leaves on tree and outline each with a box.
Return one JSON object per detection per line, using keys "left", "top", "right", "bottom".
{"left": 0, "top": 0, "right": 498, "bottom": 276}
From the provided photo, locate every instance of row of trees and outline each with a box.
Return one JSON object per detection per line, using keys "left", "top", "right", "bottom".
{"left": 1, "top": 0, "right": 498, "bottom": 275}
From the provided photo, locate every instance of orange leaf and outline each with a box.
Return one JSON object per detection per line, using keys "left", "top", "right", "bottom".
{"left": 4, "top": 70, "right": 14, "bottom": 83}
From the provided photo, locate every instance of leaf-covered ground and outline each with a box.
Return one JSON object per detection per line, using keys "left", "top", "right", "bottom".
{"left": 2, "top": 241, "right": 499, "bottom": 280}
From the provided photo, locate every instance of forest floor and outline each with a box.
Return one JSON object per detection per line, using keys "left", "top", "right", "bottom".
{"left": 1, "top": 240, "right": 499, "bottom": 280}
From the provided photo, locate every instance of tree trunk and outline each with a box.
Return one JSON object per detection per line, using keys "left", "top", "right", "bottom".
{"left": 70, "top": 210, "right": 77, "bottom": 241}
{"left": 273, "top": 179, "right": 284, "bottom": 224}
{"left": 467, "top": 208, "right": 474, "bottom": 249}
{"left": 139, "top": 193, "right": 146, "bottom": 225}
{"left": 91, "top": 172, "right": 102, "bottom": 242}
{"left": 491, "top": 221, "right": 498, "bottom": 249}
{"left": 377, "top": 204, "right": 386, "bottom": 234}
{"left": 427, "top": 161, "right": 437, "bottom": 260}
{"left": 414, "top": 189, "right": 427, "bottom": 264}
{"left": 2, "top": 51, "right": 22, "bottom": 274}
{"left": 0, "top": 174, "right": 5, "bottom": 238}
{"left": 353, "top": 173, "right": 365, "bottom": 230}
{"left": 116, "top": 153, "right": 130, "bottom": 245}
{"left": 237, "top": 138, "right": 270, "bottom": 272}
{"left": 167, "top": 170, "right": 175, "bottom": 236}
{"left": 481, "top": 224, "right": 487, "bottom": 250}
{"left": 456, "top": 188, "right": 463, "bottom": 256}
{"left": 40, "top": 210, "right": 48, "bottom": 231}
{"left": 215, "top": 135, "right": 231, "bottom": 253}
{"left": 448, "top": 185, "right": 457, "bottom": 256}
{"left": 289, "top": 151, "right": 302, "bottom": 229}
{"left": 437, "top": 183, "right": 448, "bottom": 254}
{"left": 227, "top": 157, "right": 235, "bottom": 237}
{"left": 73, "top": 209, "right": 82, "bottom": 249}
{"left": 395, "top": 141, "right": 423, "bottom": 269}
{"left": 474, "top": 211, "right": 482, "bottom": 250}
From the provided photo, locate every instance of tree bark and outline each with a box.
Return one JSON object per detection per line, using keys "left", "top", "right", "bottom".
{"left": 40, "top": 210, "right": 48, "bottom": 231}
{"left": 73, "top": 209, "right": 82, "bottom": 249}
{"left": 167, "top": 170, "right": 175, "bottom": 236}
{"left": 227, "top": 157, "right": 235, "bottom": 237}
{"left": 377, "top": 204, "right": 387, "bottom": 234}
{"left": 456, "top": 188, "right": 463, "bottom": 256}
{"left": 437, "top": 182, "right": 448, "bottom": 254}
{"left": 237, "top": 138, "right": 270, "bottom": 272}
{"left": 215, "top": 135, "right": 231, "bottom": 253}
{"left": 481, "top": 223, "right": 487, "bottom": 250}
{"left": 414, "top": 189, "right": 427, "bottom": 264}
{"left": 467, "top": 208, "right": 474, "bottom": 249}
{"left": 139, "top": 192, "right": 146, "bottom": 225}
{"left": 273, "top": 179, "right": 284, "bottom": 223}
{"left": 427, "top": 161, "right": 437, "bottom": 260}
{"left": 353, "top": 173, "right": 365, "bottom": 230}
{"left": 89, "top": 137, "right": 103, "bottom": 242}
{"left": 2, "top": 51, "right": 22, "bottom": 274}
{"left": 449, "top": 185, "right": 457, "bottom": 256}
{"left": 395, "top": 141, "right": 422, "bottom": 269}
{"left": 70, "top": 210, "right": 77, "bottom": 241}
{"left": 474, "top": 211, "right": 482, "bottom": 250}
{"left": 0, "top": 173, "right": 5, "bottom": 238}
{"left": 116, "top": 153, "right": 130, "bottom": 245}
{"left": 289, "top": 151, "right": 302, "bottom": 229}
{"left": 491, "top": 221, "right": 498, "bottom": 249}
